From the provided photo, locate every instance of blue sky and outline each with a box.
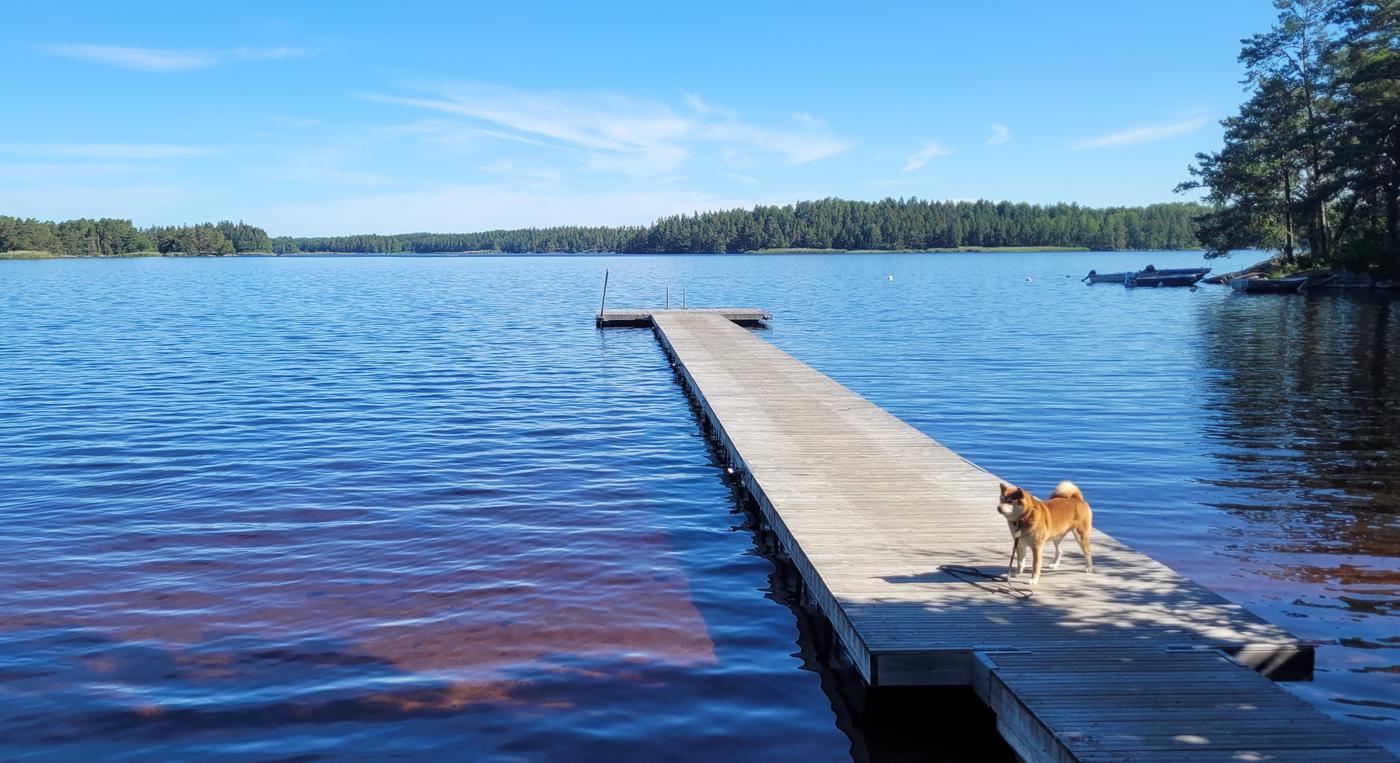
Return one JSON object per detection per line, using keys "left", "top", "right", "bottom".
{"left": 2, "top": 1, "right": 1278, "bottom": 236}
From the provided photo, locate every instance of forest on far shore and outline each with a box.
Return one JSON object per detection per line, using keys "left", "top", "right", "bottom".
{"left": 0, "top": 217, "right": 271, "bottom": 258}
{"left": 2, "top": 198, "right": 1207, "bottom": 258}
{"left": 271, "top": 199, "right": 1206, "bottom": 255}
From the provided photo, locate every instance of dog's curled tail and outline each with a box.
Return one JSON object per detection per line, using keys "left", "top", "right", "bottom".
{"left": 1051, "top": 480, "right": 1082, "bottom": 500}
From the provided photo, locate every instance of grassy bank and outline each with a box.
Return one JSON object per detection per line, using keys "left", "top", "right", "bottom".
{"left": 0, "top": 250, "right": 60, "bottom": 259}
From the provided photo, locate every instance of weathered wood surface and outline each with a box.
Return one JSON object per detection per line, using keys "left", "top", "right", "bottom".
{"left": 649, "top": 311, "right": 1305, "bottom": 683}
{"left": 978, "top": 649, "right": 1388, "bottom": 762}
{"left": 620, "top": 310, "right": 1392, "bottom": 761}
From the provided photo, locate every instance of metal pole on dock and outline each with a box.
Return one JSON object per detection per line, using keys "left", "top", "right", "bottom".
{"left": 598, "top": 269, "right": 609, "bottom": 320}
{"left": 666, "top": 286, "right": 670, "bottom": 309}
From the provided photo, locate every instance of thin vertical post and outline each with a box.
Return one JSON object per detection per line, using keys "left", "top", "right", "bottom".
{"left": 598, "top": 269, "right": 610, "bottom": 320}
{"left": 666, "top": 286, "right": 670, "bottom": 309}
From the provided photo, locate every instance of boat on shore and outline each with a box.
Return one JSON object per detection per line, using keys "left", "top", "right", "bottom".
{"left": 1229, "top": 275, "right": 1309, "bottom": 293}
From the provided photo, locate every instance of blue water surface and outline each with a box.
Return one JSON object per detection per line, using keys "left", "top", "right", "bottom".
{"left": 0, "top": 252, "right": 1395, "bottom": 760}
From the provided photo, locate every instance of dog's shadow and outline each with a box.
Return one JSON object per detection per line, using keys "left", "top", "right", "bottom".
{"left": 883, "top": 566, "right": 1017, "bottom": 585}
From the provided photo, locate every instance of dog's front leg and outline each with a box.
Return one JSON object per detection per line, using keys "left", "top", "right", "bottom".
{"left": 1030, "top": 542, "right": 1044, "bottom": 585}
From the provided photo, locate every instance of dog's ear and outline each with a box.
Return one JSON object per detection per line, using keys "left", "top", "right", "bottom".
{"left": 999, "top": 482, "right": 1013, "bottom": 496}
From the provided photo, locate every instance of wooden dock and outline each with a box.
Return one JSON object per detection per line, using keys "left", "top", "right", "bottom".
{"left": 601, "top": 308, "right": 1392, "bottom": 762}
{"left": 597, "top": 307, "right": 770, "bottom": 328}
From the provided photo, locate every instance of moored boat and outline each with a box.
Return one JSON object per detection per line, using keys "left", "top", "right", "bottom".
{"left": 1125, "top": 267, "right": 1210, "bottom": 288}
{"left": 1083, "top": 269, "right": 1130, "bottom": 284}
{"left": 1085, "top": 264, "right": 1211, "bottom": 286}
{"left": 1229, "top": 275, "right": 1308, "bottom": 293}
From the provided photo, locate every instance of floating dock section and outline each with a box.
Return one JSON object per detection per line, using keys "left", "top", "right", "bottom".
{"left": 600, "top": 308, "right": 1391, "bottom": 762}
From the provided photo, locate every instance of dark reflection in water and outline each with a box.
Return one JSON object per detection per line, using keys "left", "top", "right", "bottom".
{"left": 1191, "top": 292, "right": 1400, "bottom": 731}
{"left": 1198, "top": 292, "right": 1399, "bottom": 521}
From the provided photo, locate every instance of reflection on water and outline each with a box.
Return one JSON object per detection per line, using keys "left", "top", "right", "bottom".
{"left": 0, "top": 253, "right": 1395, "bottom": 759}
{"left": 1199, "top": 292, "right": 1399, "bottom": 520}
{"left": 1193, "top": 291, "right": 1400, "bottom": 730}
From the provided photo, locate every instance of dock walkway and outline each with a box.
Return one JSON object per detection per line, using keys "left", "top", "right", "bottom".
{"left": 602, "top": 308, "right": 1391, "bottom": 762}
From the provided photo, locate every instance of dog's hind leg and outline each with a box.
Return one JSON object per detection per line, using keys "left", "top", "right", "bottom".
{"left": 1051, "top": 535, "right": 1065, "bottom": 570}
{"left": 1075, "top": 526, "right": 1094, "bottom": 572}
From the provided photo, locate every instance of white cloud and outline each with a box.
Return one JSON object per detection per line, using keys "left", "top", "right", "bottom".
{"left": 249, "top": 185, "right": 772, "bottom": 236}
{"left": 902, "top": 141, "right": 951, "bottom": 172}
{"left": 358, "top": 84, "right": 849, "bottom": 176}
{"left": 1075, "top": 118, "right": 1208, "bottom": 149}
{"left": 988, "top": 124, "right": 1010, "bottom": 146}
{"left": 0, "top": 143, "right": 210, "bottom": 159}
{"left": 40, "top": 44, "right": 305, "bottom": 72}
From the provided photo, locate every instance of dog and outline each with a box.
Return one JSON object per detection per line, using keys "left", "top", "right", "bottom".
{"left": 997, "top": 481, "right": 1094, "bottom": 585}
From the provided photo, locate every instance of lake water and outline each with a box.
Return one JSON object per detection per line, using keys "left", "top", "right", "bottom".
{"left": 0, "top": 252, "right": 1395, "bottom": 760}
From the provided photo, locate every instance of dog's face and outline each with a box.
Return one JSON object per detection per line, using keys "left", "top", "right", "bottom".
{"left": 997, "top": 483, "right": 1027, "bottom": 521}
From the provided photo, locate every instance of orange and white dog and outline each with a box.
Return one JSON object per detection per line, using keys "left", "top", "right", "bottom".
{"left": 997, "top": 481, "right": 1094, "bottom": 585}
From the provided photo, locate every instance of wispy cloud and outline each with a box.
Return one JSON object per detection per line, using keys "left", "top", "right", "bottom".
{"left": 902, "top": 141, "right": 951, "bottom": 172}
{"left": 40, "top": 44, "right": 305, "bottom": 72}
{"left": 1075, "top": 117, "right": 1207, "bottom": 149}
{"left": 251, "top": 185, "right": 772, "bottom": 236}
{"left": 358, "top": 84, "right": 850, "bottom": 175}
{"left": 988, "top": 124, "right": 1010, "bottom": 146}
{"left": 0, "top": 143, "right": 210, "bottom": 159}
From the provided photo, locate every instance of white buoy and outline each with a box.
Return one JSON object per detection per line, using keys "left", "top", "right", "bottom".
{"left": 1025, "top": 276, "right": 1033, "bottom": 282}
{"left": 886, "top": 274, "right": 894, "bottom": 281}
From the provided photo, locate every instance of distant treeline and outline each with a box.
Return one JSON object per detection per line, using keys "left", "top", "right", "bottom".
{"left": 5, "top": 199, "right": 1205, "bottom": 258}
{"left": 273, "top": 199, "right": 1206, "bottom": 254}
{"left": 0, "top": 216, "right": 271, "bottom": 257}
{"left": 273, "top": 226, "right": 639, "bottom": 255}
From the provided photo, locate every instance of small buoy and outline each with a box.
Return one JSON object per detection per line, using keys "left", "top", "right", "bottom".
{"left": 886, "top": 274, "right": 894, "bottom": 281}
{"left": 1025, "top": 276, "right": 1033, "bottom": 282}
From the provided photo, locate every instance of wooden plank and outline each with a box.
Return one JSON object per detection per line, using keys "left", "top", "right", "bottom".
{"left": 980, "top": 650, "right": 1389, "bottom": 762}
{"left": 606, "top": 311, "right": 1392, "bottom": 761}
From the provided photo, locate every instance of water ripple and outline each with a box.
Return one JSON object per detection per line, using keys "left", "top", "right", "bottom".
{"left": 0, "top": 253, "right": 1394, "bottom": 759}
